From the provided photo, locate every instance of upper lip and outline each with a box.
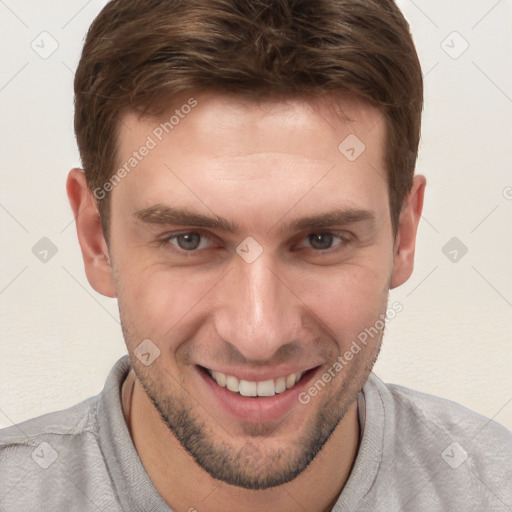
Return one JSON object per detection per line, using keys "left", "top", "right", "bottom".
{"left": 198, "top": 364, "right": 319, "bottom": 382}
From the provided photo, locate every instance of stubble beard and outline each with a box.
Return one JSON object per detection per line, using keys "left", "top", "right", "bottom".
{"left": 120, "top": 311, "right": 384, "bottom": 490}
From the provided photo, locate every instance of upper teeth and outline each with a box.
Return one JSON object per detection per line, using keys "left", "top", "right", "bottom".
{"left": 210, "top": 370, "right": 304, "bottom": 397}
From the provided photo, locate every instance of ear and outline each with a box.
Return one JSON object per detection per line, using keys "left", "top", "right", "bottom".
{"left": 390, "top": 174, "right": 426, "bottom": 289}
{"left": 66, "top": 168, "right": 116, "bottom": 298}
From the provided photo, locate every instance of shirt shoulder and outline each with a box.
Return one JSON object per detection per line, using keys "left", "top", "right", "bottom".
{"left": 359, "top": 375, "right": 512, "bottom": 511}
{"left": 385, "top": 379, "right": 512, "bottom": 465}
{"left": 386, "top": 379, "right": 512, "bottom": 438}
{"left": 0, "top": 394, "right": 97, "bottom": 445}
{"left": 0, "top": 391, "right": 123, "bottom": 511}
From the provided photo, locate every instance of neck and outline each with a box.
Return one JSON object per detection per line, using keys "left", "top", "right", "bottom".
{"left": 122, "top": 371, "right": 360, "bottom": 512}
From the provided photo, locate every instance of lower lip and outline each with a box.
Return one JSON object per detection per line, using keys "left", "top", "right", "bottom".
{"left": 197, "top": 366, "right": 319, "bottom": 423}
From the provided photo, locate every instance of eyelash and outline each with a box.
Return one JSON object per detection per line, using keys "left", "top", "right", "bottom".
{"left": 158, "top": 230, "right": 353, "bottom": 256}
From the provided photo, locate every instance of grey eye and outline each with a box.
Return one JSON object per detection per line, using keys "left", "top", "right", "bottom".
{"left": 175, "top": 233, "right": 202, "bottom": 250}
{"left": 308, "top": 233, "right": 335, "bottom": 250}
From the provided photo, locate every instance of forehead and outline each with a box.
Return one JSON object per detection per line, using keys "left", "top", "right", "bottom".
{"left": 112, "top": 92, "right": 388, "bottom": 225}
{"left": 118, "top": 91, "right": 384, "bottom": 160}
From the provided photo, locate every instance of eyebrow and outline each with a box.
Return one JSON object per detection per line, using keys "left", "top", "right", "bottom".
{"left": 133, "top": 204, "right": 376, "bottom": 234}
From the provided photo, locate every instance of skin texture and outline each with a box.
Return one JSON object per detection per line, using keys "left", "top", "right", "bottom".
{"left": 67, "top": 91, "right": 425, "bottom": 512}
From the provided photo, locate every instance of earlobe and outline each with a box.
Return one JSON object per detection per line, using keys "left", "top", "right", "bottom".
{"left": 66, "top": 168, "right": 117, "bottom": 298}
{"left": 390, "top": 174, "right": 426, "bottom": 289}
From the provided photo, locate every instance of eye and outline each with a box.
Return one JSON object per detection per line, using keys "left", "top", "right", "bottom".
{"left": 298, "top": 232, "right": 349, "bottom": 251}
{"left": 164, "top": 232, "right": 214, "bottom": 252}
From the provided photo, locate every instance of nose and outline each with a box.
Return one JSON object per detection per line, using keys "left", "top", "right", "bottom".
{"left": 213, "top": 251, "right": 301, "bottom": 361}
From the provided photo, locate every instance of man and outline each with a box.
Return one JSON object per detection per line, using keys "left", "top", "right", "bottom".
{"left": 1, "top": 0, "right": 510, "bottom": 510}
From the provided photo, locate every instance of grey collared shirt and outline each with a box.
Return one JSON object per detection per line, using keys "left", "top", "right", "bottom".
{"left": 1, "top": 355, "right": 511, "bottom": 511}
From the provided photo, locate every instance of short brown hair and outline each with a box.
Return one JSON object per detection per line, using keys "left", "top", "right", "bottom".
{"left": 74, "top": 0, "right": 423, "bottom": 242}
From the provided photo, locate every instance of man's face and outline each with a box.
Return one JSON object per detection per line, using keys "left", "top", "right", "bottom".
{"left": 109, "top": 92, "right": 395, "bottom": 489}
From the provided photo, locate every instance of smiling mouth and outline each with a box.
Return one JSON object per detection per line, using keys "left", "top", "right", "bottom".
{"left": 200, "top": 366, "right": 317, "bottom": 398}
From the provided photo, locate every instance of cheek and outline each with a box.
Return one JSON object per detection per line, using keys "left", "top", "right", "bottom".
{"left": 297, "top": 258, "right": 392, "bottom": 348}
{"left": 114, "top": 260, "right": 222, "bottom": 346}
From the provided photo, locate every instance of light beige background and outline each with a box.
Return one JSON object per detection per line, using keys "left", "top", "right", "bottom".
{"left": 1, "top": 0, "right": 511, "bottom": 430}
